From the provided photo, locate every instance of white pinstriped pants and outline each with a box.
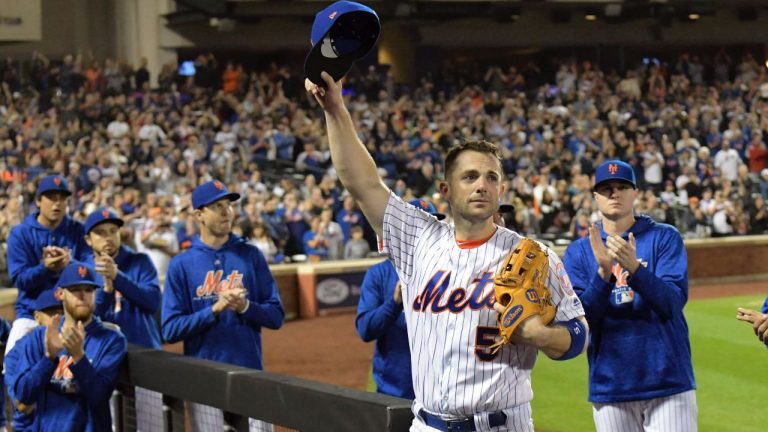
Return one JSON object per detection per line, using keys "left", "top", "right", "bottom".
{"left": 410, "top": 400, "right": 534, "bottom": 432}
{"left": 592, "top": 390, "right": 697, "bottom": 432}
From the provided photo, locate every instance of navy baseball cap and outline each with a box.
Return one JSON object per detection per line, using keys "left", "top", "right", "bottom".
{"left": 56, "top": 263, "right": 100, "bottom": 290}
{"left": 36, "top": 174, "right": 71, "bottom": 197}
{"left": 34, "top": 289, "right": 63, "bottom": 311}
{"left": 85, "top": 207, "right": 124, "bottom": 233}
{"left": 192, "top": 180, "right": 241, "bottom": 210}
{"left": 304, "top": 1, "right": 381, "bottom": 86}
{"left": 594, "top": 160, "right": 637, "bottom": 190}
{"left": 408, "top": 198, "right": 446, "bottom": 221}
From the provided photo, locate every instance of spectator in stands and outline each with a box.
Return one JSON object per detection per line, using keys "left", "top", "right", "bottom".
{"left": 5, "top": 263, "right": 127, "bottom": 432}
{"left": 136, "top": 207, "right": 178, "bottom": 280}
{"left": 248, "top": 222, "right": 278, "bottom": 264}
{"left": 344, "top": 226, "right": 370, "bottom": 259}
{"left": 303, "top": 215, "right": 329, "bottom": 262}
{"left": 161, "top": 180, "right": 284, "bottom": 432}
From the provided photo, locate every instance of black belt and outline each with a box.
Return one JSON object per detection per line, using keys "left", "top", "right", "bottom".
{"left": 418, "top": 409, "right": 507, "bottom": 432}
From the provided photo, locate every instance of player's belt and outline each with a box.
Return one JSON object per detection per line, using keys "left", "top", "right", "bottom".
{"left": 417, "top": 409, "right": 507, "bottom": 432}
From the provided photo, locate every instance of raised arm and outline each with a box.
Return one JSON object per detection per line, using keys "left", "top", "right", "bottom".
{"left": 306, "top": 72, "right": 389, "bottom": 236}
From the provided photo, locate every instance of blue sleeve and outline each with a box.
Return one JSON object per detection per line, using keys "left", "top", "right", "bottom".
{"left": 761, "top": 296, "right": 768, "bottom": 314}
{"left": 563, "top": 243, "right": 613, "bottom": 326}
{"left": 238, "top": 251, "right": 284, "bottom": 330}
{"left": 355, "top": 264, "right": 402, "bottom": 342}
{"left": 161, "top": 260, "right": 217, "bottom": 343}
{"left": 627, "top": 230, "right": 688, "bottom": 320}
{"left": 68, "top": 333, "right": 127, "bottom": 406}
{"left": 113, "top": 254, "right": 162, "bottom": 314}
{"left": 94, "top": 289, "right": 117, "bottom": 323}
{"left": 8, "top": 335, "right": 57, "bottom": 405}
{"left": 7, "top": 231, "right": 55, "bottom": 296}
{"left": 72, "top": 227, "right": 90, "bottom": 262}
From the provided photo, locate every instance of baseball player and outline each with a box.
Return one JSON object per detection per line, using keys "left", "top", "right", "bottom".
{"left": 356, "top": 199, "right": 445, "bottom": 400}
{"left": 308, "top": 72, "right": 587, "bottom": 431}
{"left": 563, "top": 160, "right": 697, "bottom": 432}
{"left": 5, "top": 289, "right": 63, "bottom": 431}
{"left": 82, "top": 207, "right": 164, "bottom": 431}
{"left": 4, "top": 263, "right": 127, "bottom": 431}
{"left": 5, "top": 175, "right": 89, "bottom": 356}
{"left": 161, "top": 180, "right": 285, "bottom": 432}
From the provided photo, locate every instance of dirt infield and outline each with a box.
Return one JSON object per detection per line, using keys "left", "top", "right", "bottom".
{"left": 263, "top": 281, "right": 767, "bottom": 390}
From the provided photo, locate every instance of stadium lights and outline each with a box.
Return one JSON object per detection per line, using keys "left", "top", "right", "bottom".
{"left": 687, "top": 13, "right": 700, "bottom": 21}
{"left": 585, "top": 14, "right": 597, "bottom": 21}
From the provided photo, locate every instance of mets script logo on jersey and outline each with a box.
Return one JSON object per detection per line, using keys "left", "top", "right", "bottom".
{"left": 195, "top": 270, "right": 244, "bottom": 299}
{"left": 412, "top": 271, "right": 495, "bottom": 313}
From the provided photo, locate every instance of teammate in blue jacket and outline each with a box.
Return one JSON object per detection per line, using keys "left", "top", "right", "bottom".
{"left": 82, "top": 207, "right": 163, "bottom": 431}
{"left": 5, "top": 175, "right": 89, "bottom": 356}
{"left": 161, "top": 180, "right": 284, "bottom": 432}
{"left": 6, "top": 289, "right": 64, "bottom": 431}
{"left": 5, "top": 263, "right": 127, "bottom": 432}
{"left": 83, "top": 208, "right": 162, "bottom": 349}
{"left": 356, "top": 199, "right": 444, "bottom": 400}
{"left": 563, "top": 160, "right": 697, "bottom": 431}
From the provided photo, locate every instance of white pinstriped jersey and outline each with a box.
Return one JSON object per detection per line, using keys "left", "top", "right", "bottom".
{"left": 381, "top": 193, "right": 585, "bottom": 416}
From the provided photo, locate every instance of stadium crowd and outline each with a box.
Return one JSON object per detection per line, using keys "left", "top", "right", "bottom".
{"left": 1, "top": 49, "right": 768, "bottom": 283}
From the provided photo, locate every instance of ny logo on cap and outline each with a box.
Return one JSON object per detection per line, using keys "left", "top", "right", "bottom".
{"left": 608, "top": 164, "right": 619, "bottom": 175}
{"left": 78, "top": 266, "right": 88, "bottom": 278}
{"left": 102, "top": 209, "right": 110, "bottom": 218}
{"left": 329, "top": 11, "right": 337, "bottom": 19}
{"left": 54, "top": 177, "right": 62, "bottom": 186}
{"left": 214, "top": 181, "right": 224, "bottom": 190}
{"left": 54, "top": 290, "right": 62, "bottom": 301}
{"left": 418, "top": 200, "right": 428, "bottom": 210}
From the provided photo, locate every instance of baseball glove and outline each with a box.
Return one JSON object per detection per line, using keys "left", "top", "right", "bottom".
{"left": 490, "top": 238, "right": 555, "bottom": 353}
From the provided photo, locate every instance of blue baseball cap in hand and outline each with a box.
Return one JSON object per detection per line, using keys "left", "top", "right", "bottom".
{"left": 36, "top": 174, "right": 71, "bottom": 197}
{"left": 304, "top": 1, "right": 380, "bottom": 86}
{"left": 594, "top": 160, "right": 637, "bottom": 190}
{"left": 85, "top": 207, "right": 124, "bottom": 234}
{"left": 56, "top": 263, "right": 100, "bottom": 290}
{"left": 408, "top": 198, "right": 446, "bottom": 221}
{"left": 192, "top": 180, "right": 241, "bottom": 210}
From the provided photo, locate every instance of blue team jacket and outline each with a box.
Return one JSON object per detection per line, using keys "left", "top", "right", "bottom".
{"left": 161, "top": 235, "right": 285, "bottom": 369}
{"left": 5, "top": 318, "right": 127, "bottom": 432}
{"left": 355, "top": 260, "right": 414, "bottom": 399}
{"left": 7, "top": 213, "right": 88, "bottom": 319}
{"left": 563, "top": 215, "right": 696, "bottom": 403}
{"left": 84, "top": 247, "right": 162, "bottom": 349}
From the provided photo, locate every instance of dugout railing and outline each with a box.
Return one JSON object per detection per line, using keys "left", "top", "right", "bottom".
{"left": 113, "top": 345, "right": 414, "bottom": 432}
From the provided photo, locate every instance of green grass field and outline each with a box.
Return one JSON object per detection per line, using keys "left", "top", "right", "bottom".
{"left": 531, "top": 294, "right": 768, "bottom": 432}
{"left": 367, "top": 295, "right": 768, "bottom": 431}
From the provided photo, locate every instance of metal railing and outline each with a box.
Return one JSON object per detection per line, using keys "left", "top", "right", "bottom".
{"left": 114, "top": 346, "right": 413, "bottom": 432}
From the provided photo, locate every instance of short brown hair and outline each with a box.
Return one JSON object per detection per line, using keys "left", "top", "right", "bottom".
{"left": 444, "top": 140, "right": 504, "bottom": 180}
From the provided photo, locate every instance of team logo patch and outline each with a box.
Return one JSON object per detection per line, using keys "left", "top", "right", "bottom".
{"left": 329, "top": 11, "right": 337, "bottom": 19}
{"left": 213, "top": 181, "right": 224, "bottom": 190}
{"left": 557, "top": 262, "right": 574, "bottom": 295}
{"left": 418, "top": 199, "right": 428, "bottom": 210}
{"left": 502, "top": 305, "right": 523, "bottom": 328}
{"left": 54, "top": 289, "right": 62, "bottom": 301}
{"left": 608, "top": 164, "right": 619, "bottom": 175}
{"left": 54, "top": 177, "right": 62, "bottom": 186}
{"left": 78, "top": 266, "right": 88, "bottom": 278}
{"left": 525, "top": 288, "right": 540, "bottom": 304}
{"left": 102, "top": 209, "right": 110, "bottom": 218}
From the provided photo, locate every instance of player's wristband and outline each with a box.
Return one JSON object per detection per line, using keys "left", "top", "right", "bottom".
{"left": 555, "top": 318, "right": 587, "bottom": 361}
